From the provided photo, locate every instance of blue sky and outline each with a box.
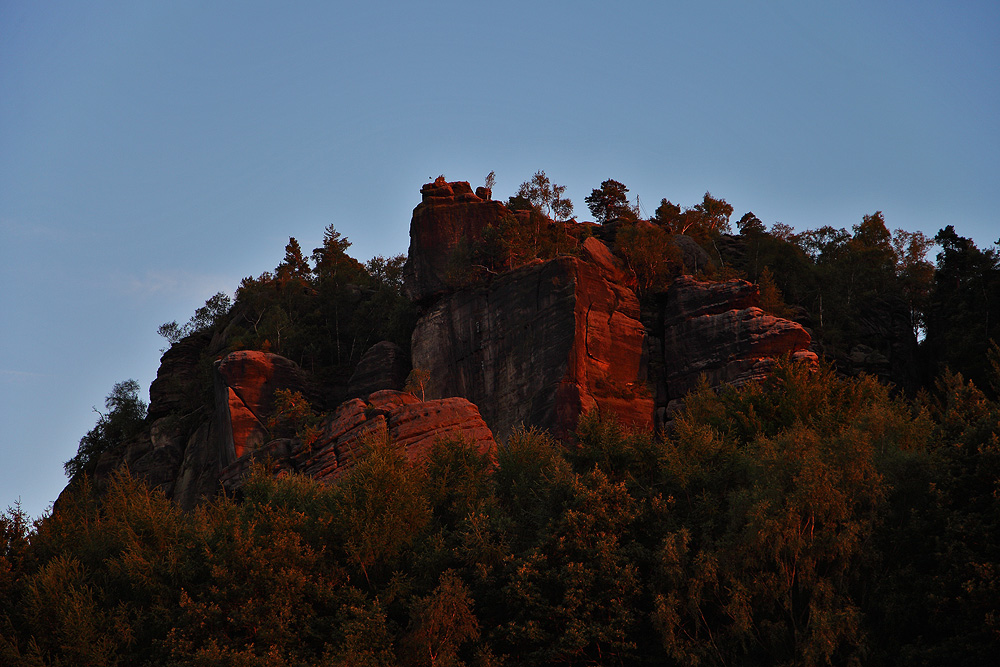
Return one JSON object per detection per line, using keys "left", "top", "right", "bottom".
{"left": 2, "top": 1, "right": 998, "bottom": 519}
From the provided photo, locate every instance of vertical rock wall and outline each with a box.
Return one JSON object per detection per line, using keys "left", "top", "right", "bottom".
{"left": 408, "top": 188, "right": 654, "bottom": 438}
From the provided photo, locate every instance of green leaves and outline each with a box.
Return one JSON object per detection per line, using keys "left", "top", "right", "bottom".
{"left": 585, "top": 179, "right": 637, "bottom": 223}
{"left": 64, "top": 380, "right": 147, "bottom": 480}
{"left": 14, "top": 359, "right": 1000, "bottom": 664}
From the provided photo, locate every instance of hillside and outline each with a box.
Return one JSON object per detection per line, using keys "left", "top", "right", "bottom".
{"left": 2, "top": 176, "right": 999, "bottom": 665}
{"left": 68, "top": 177, "right": 827, "bottom": 508}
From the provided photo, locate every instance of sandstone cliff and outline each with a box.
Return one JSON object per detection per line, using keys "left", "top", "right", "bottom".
{"left": 410, "top": 237, "right": 652, "bottom": 439}
{"left": 78, "top": 176, "right": 819, "bottom": 509}
{"left": 650, "top": 275, "right": 818, "bottom": 421}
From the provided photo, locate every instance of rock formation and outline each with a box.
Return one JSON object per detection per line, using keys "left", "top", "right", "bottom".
{"left": 402, "top": 176, "right": 509, "bottom": 303}
{"left": 75, "top": 176, "right": 823, "bottom": 511}
{"left": 346, "top": 341, "right": 409, "bottom": 399}
{"left": 215, "top": 350, "right": 316, "bottom": 463}
{"left": 220, "top": 390, "right": 496, "bottom": 493}
{"left": 410, "top": 235, "right": 653, "bottom": 439}
{"left": 651, "top": 275, "right": 818, "bottom": 421}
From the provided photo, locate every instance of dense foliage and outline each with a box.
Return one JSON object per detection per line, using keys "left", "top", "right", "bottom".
{"left": 44, "top": 176, "right": 1000, "bottom": 664}
{"left": 227, "top": 227, "right": 415, "bottom": 395}
{"left": 153, "top": 225, "right": 416, "bottom": 408}
{"left": 63, "top": 380, "right": 148, "bottom": 480}
{"left": 13, "top": 358, "right": 1000, "bottom": 666}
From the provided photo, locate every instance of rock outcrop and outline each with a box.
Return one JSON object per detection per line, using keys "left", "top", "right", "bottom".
{"left": 411, "top": 236, "right": 653, "bottom": 439}
{"left": 346, "top": 341, "right": 409, "bottom": 398}
{"left": 214, "top": 350, "right": 316, "bottom": 464}
{"left": 147, "top": 332, "right": 211, "bottom": 420}
{"left": 75, "top": 176, "right": 830, "bottom": 512}
{"left": 219, "top": 390, "right": 496, "bottom": 492}
{"left": 652, "top": 276, "right": 818, "bottom": 421}
{"left": 402, "top": 177, "right": 509, "bottom": 302}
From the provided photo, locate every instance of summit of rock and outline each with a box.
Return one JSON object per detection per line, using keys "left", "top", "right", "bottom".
{"left": 403, "top": 176, "right": 509, "bottom": 302}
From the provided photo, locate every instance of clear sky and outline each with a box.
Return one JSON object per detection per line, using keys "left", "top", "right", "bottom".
{"left": 2, "top": 1, "right": 998, "bottom": 519}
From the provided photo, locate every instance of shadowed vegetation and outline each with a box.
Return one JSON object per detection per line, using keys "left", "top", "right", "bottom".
{"left": 15, "top": 356, "right": 1000, "bottom": 665}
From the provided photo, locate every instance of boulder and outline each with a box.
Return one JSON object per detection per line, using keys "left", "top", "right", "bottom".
{"left": 387, "top": 397, "right": 496, "bottom": 463}
{"left": 219, "top": 392, "right": 497, "bottom": 490}
{"left": 672, "top": 235, "right": 714, "bottom": 274}
{"left": 366, "top": 389, "right": 421, "bottom": 415}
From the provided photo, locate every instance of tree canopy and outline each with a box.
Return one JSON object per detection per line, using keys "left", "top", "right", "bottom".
{"left": 512, "top": 170, "right": 574, "bottom": 222}
{"left": 585, "top": 179, "right": 638, "bottom": 223}
{"left": 63, "top": 380, "right": 147, "bottom": 480}
{"left": 17, "top": 357, "right": 999, "bottom": 666}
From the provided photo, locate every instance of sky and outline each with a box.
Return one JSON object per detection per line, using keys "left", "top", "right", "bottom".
{"left": 2, "top": 0, "right": 998, "bottom": 519}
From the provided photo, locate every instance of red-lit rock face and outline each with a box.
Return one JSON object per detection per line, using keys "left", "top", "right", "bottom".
{"left": 388, "top": 397, "right": 496, "bottom": 463}
{"left": 411, "top": 243, "right": 654, "bottom": 439}
{"left": 215, "top": 350, "right": 313, "bottom": 460}
{"left": 402, "top": 177, "right": 509, "bottom": 303}
{"left": 220, "top": 390, "right": 496, "bottom": 491}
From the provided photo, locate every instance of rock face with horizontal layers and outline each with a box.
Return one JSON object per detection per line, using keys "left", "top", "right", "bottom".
{"left": 411, "top": 236, "right": 653, "bottom": 439}
{"left": 346, "top": 340, "right": 410, "bottom": 399}
{"left": 402, "top": 177, "right": 509, "bottom": 303}
{"left": 219, "top": 390, "right": 496, "bottom": 492}
{"left": 654, "top": 276, "right": 818, "bottom": 419}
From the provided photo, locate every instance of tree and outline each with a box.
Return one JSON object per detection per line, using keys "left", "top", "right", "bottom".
{"left": 650, "top": 192, "right": 733, "bottom": 242}
{"left": 673, "top": 192, "right": 733, "bottom": 239}
{"left": 64, "top": 380, "right": 147, "bottom": 479}
{"left": 757, "top": 266, "right": 793, "bottom": 318}
{"left": 661, "top": 360, "right": 927, "bottom": 665}
{"left": 692, "top": 192, "right": 734, "bottom": 234}
{"left": 652, "top": 198, "right": 681, "bottom": 231}
{"left": 402, "top": 570, "right": 480, "bottom": 667}
{"left": 891, "top": 228, "right": 935, "bottom": 339}
{"left": 514, "top": 170, "right": 574, "bottom": 221}
{"left": 406, "top": 368, "right": 431, "bottom": 401}
{"left": 157, "top": 292, "right": 232, "bottom": 345}
{"left": 312, "top": 225, "right": 364, "bottom": 285}
{"left": 276, "top": 237, "right": 312, "bottom": 286}
{"left": 585, "top": 179, "right": 638, "bottom": 223}
{"left": 926, "top": 226, "right": 1000, "bottom": 388}
{"left": 365, "top": 254, "right": 407, "bottom": 294}
{"left": 615, "top": 221, "right": 682, "bottom": 293}
{"left": 483, "top": 171, "right": 496, "bottom": 200}
{"left": 736, "top": 211, "right": 766, "bottom": 235}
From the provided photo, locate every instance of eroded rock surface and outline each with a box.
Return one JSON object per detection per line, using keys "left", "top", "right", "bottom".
{"left": 411, "top": 236, "right": 653, "bottom": 439}
{"left": 73, "top": 176, "right": 829, "bottom": 512}
{"left": 402, "top": 177, "right": 509, "bottom": 302}
{"left": 214, "top": 350, "right": 314, "bottom": 463}
{"left": 654, "top": 276, "right": 818, "bottom": 421}
{"left": 220, "top": 390, "right": 495, "bottom": 493}
{"left": 346, "top": 341, "right": 409, "bottom": 398}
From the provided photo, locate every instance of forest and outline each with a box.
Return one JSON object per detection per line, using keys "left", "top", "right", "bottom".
{"left": 2, "top": 175, "right": 999, "bottom": 666}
